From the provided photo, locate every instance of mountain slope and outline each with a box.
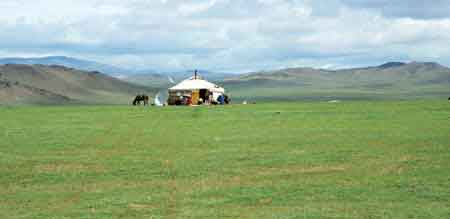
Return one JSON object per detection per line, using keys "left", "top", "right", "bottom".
{"left": 223, "top": 62, "right": 450, "bottom": 101}
{"left": 0, "top": 56, "right": 130, "bottom": 75}
{"left": 0, "top": 64, "right": 155, "bottom": 105}
{"left": 0, "top": 57, "right": 232, "bottom": 85}
{"left": 0, "top": 80, "right": 71, "bottom": 105}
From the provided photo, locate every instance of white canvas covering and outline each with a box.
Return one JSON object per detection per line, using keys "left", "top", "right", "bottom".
{"left": 169, "top": 77, "right": 225, "bottom": 93}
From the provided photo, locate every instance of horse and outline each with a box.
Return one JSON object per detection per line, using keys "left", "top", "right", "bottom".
{"left": 132, "top": 94, "right": 149, "bottom": 106}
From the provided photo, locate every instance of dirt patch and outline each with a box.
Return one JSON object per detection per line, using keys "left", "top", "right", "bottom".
{"left": 184, "top": 165, "right": 348, "bottom": 195}
{"left": 399, "top": 155, "right": 421, "bottom": 162}
{"left": 380, "top": 164, "right": 405, "bottom": 175}
{"left": 258, "top": 197, "right": 273, "bottom": 205}
{"left": 128, "top": 203, "right": 158, "bottom": 210}
{"left": 255, "top": 165, "right": 347, "bottom": 176}
{"left": 35, "top": 163, "right": 106, "bottom": 173}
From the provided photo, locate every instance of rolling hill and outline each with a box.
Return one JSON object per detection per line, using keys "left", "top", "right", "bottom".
{"left": 0, "top": 64, "right": 155, "bottom": 105}
{"left": 0, "top": 56, "right": 133, "bottom": 75}
{"left": 0, "top": 56, "right": 234, "bottom": 88}
{"left": 1, "top": 61, "right": 449, "bottom": 105}
{"left": 223, "top": 62, "right": 450, "bottom": 101}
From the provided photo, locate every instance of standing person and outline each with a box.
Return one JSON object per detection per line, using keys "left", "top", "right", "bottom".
{"left": 186, "top": 96, "right": 192, "bottom": 105}
{"left": 217, "top": 94, "right": 225, "bottom": 105}
{"left": 207, "top": 91, "right": 213, "bottom": 105}
{"left": 224, "top": 95, "right": 230, "bottom": 104}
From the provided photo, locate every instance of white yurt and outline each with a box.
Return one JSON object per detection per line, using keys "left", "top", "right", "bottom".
{"left": 168, "top": 72, "right": 226, "bottom": 105}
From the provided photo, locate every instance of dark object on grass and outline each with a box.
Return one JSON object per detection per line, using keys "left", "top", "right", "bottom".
{"left": 133, "top": 94, "right": 149, "bottom": 106}
{"left": 224, "top": 95, "right": 230, "bottom": 104}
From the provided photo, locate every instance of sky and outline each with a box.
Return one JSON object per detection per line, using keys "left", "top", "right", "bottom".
{"left": 1, "top": 0, "right": 450, "bottom": 72}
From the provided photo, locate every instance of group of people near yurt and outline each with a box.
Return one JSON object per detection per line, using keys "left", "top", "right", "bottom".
{"left": 176, "top": 90, "right": 229, "bottom": 106}
{"left": 167, "top": 71, "right": 230, "bottom": 106}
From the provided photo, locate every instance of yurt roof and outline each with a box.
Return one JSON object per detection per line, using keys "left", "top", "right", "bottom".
{"left": 169, "top": 77, "right": 225, "bottom": 93}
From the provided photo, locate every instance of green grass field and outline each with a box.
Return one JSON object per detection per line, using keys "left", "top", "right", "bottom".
{"left": 1, "top": 101, "right": 449, "bottom": 218}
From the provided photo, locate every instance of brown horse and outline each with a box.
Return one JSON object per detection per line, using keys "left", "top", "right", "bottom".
{"left": 132, "top": 94, "right": 149, "bottom": 106}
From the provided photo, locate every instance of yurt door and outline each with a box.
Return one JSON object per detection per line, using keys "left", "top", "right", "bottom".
{"left": 191, "top": 90, "right": 200, "bottom": 105}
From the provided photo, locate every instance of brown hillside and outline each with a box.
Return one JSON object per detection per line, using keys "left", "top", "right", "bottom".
{"left": 0, "top": 64, "right": 154, "bottom": 105}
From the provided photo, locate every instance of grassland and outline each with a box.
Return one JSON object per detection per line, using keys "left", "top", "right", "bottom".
{"left": 1, "top": 101, "right": 449, "bottom": 218}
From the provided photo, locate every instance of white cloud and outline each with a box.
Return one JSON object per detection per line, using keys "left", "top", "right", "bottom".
{"left": 0, "top": 0, "right": 450, "bottom": 72}
{"left": 178, "top": 0, "right": 219, "bottom": 16}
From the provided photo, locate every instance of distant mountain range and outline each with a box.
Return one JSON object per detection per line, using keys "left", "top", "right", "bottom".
{"left": 1, "top": 58, "right": 449, "bottom": 104}
{"left": 0, "top": 64, "right": 154, "bottom": 105}
{"left": 121, "top": 69, "right": 235, "bottom": 88}
{"left": 228, "top": 61, "right": 450, "bottom": 84}
{"left": 0, "top": 56, "right": 233, "bottom": 82}
{"left": 0, "top": 56, "right": 135, "bottom": 75}
{"left": 223, "top": 61, "right": 450, "bottom": 101}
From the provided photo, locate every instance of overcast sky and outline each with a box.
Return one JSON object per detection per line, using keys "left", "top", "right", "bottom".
{"left": 1, "top": 0, "right": 450, "bottom": 72}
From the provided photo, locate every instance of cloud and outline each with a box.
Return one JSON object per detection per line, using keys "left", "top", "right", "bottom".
{"left": 341, "top": 0, "right": 450, "bottom": 19}
{"left": 0, "top": 0, "right": 450, "bottom": 72}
